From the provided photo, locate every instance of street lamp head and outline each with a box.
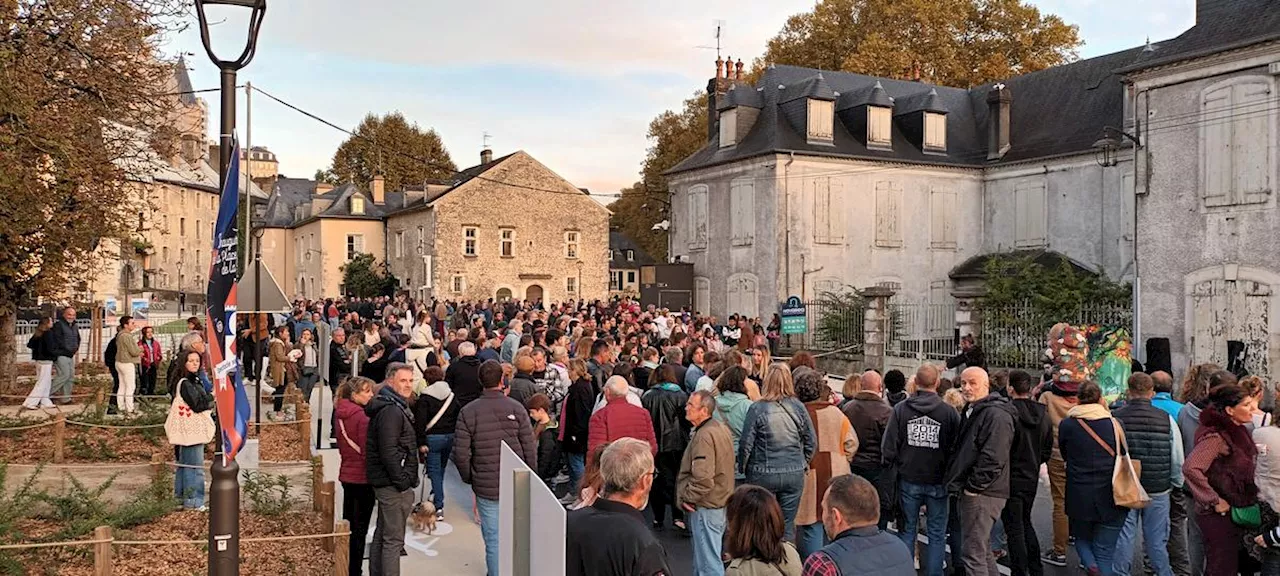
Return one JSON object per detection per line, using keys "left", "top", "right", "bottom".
{"left": 194, "top": 0, "right": 267, "bottom": 70}
{"left": 1093, "top": 135, "right": 1121, "bottom": 168}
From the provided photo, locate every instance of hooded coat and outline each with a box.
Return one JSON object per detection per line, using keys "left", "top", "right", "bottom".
{"left": 1009, "top": 397, "right": 1052, "bottom": 495}
{"left": 335, "top": 398, "right": 371, "bottom": 484}
{"left": 882, "top": 391, "right": 962, "bottom": 486}
{"left": 945, "top": 393, "right": 1017, "bottom": 497}
{"left": 445, "top": 355, "right": 485, "bottom": 408}
{"left": 364, "top": 387, "right": 419, "bottom": 492}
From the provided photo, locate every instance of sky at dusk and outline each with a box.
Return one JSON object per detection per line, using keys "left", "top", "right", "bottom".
{"left": 172, "top": 0, "right": 1197, "bottom": 200}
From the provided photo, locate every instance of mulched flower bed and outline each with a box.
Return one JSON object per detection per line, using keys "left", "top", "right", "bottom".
{"left": 8, "top": 510, "right": 335, "bottom": 576}
{"left": 0, "top": 426, "right": 166, "bottom": 464}
{"left": 249, "top": 421, "right": 307, "bottom": 462}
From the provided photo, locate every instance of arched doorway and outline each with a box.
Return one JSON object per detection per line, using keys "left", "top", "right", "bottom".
{"left": 525, "top": 284, "right": 543, "bottom": 303}
{"left": 496, "top": 287, "right": 513, "bottom": 302}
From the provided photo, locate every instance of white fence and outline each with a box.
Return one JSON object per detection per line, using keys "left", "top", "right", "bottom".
{"left": 886, "top": 299, "right": 957, "bottom": 362}
{"left": 14, "top": 313, "right": 186, "bottom": 363}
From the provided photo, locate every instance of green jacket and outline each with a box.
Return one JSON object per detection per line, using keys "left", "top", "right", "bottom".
{"left": 114, "top": 330, "right": 141, "bottom": 364}
{"left": 724, "top": 543, "right": 802, "bottom": 576}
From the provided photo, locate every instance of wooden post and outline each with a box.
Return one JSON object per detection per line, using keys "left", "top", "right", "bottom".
{"left": 53, "top": 414, "right": 66, "bottom": 463}
{"left": 298, "top": 404, "right": 312, "bottom": 460}
{"left": 311, "top": 455, "right": 324, "bottom": 511}
{"left": 95, "top": 385, "right": 105, "bottom": 407}
{"left": 333, "top": 519, "right": 350, "bottom": 576}
{"left": 151, "top": 453, "right": 165, "bottom": 486}
{"left": 93, "top": 525, "right": 112, "bottom": 576}
{"left": 320, "top": 481, "right": 336, "bottom": 552}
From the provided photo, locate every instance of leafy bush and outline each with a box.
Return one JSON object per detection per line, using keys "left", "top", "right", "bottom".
{"left": 33, "top": 470, "right": 176, "bottom": 541}
{"left": 813, "top": 288, "right": 864, "bottom": 351}
{"left": 0, "top": 464, "right": 47, "bottom": 570}
{"left": 242, "top": 470, "right": 298, "bottom": 517}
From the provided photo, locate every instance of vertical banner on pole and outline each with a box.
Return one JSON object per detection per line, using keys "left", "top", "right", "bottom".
{"left": 207, "top": 140, "right": 249, "bottom": 463}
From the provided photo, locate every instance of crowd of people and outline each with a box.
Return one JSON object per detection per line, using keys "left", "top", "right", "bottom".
{"left": 26, "top": 295, "right": 1280, "bottom": 576}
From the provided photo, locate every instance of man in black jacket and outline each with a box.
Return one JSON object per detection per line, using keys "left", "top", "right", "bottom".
{"left": 945, "top": 367, "right": 1016, "bottom": 576}
{"left": 455, "top": 359, "right": 537, "bottom": 576}
{"left": 445, "top": 341, "right": 485, "bottom": 408}
{"left": 49, "top": 307, "right": 80, "bottom": 404}
{"left": 945, "top": 334, "right": 987, "bottom": 372}
{"left": 566, "top": 437, "right": 670, "bottom": 576}
{"left": 1002, "top": 370, "right": 1052, "bottom": 576}
{"left": 882, "top": 364, "right": 961, "bottom": 576}
{"left": 640, "top": 364, "right": 690, "bottom": 532}
{"left": 364, "top": 363, "right": 418, "bottom": 576}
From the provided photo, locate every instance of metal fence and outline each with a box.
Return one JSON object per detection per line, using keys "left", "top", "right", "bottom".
{"left": 14, "top": 313, "right": 186, "bottom": 363}
{"left": 783, "top": 297, "right": 865, "bottom": 354}
{"left": 887, "top": 299, "right": 957, "bottom": 361}
{"left": 981, "top": 301, "right": 1134, "bottom": 369}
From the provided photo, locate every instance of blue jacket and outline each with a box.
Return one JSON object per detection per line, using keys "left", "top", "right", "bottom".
{"left": 1152, "top": 392, "right": 1184, "bottom": 422}
{"left": 683, "top": 364, "right": 704, "bottom": 392}
{"left": 738, "top": 397, "right": 816, "bottom": 476}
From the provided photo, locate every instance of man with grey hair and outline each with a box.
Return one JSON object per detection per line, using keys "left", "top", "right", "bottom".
{"left": 589, "top": 376, "right": 657, "bottom": 456}
{"left": 500, "top": 319, "right": 522, "bottom": 364}
{"left": 365, "top": 362, "right": 418, "bottom": 576}
{"left": 446, "top": 339, "right": 484, "bottom": 408}
{"left": 566, "top": 437, "right": 671, "bottom": 576}
{"left": 663, "top": 346, "right": 687, "bottom": 389}
{"left": 946, "top": 367, "right": 1016, "bottom": 576}
{"left": 677, "top": 390, "right": 734, "bottom": 576}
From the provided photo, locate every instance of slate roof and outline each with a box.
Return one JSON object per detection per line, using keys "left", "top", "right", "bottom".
{"left": 1118, "top": 0, "right": 1280, "bottom": 73}
{"left": 609, "top": 231, "right": 658, "bottom": 268}
{"left": 106, "top": 121, "right": 267, "bottom": 199}
{"left": 174, "top": 58, "right": 197, "bottom": 106}
{"left": 668, "top": 46, "right": 1150, "bottom": 174}
{"left": 948, "top": 249, "right": 1097, "bottom": 280}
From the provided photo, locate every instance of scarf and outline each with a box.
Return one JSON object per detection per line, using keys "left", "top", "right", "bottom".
{"left": 1066, "top": 403, "right": 1112, "bottom": 421}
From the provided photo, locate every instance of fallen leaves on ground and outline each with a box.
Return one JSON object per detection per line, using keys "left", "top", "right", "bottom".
{"left": 7, "top": 510, "right": 336, "bottom": 576}
{"left": 250, "top": 420, "right": 306, "bottom": 462}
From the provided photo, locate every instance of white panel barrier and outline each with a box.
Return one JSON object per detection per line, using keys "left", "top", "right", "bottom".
{"left": 500, "top": 440, "right": 565, "bottom": 576}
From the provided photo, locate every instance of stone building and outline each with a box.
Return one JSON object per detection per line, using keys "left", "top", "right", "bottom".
{"left": 609, "top": 231, "right": 657, "bottom": 295}
{"left": 258, "top": 149, "right": 609, "bottom": 303}
{"left": 666, "top": 52, "right": 1137, "bottom": 321}
{"left": 1124, "top": 0, "right": 1280, "bottom": 376}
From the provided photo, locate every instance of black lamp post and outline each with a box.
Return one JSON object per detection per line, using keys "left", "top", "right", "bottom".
{"left": 194, "top": 1, "right": 266, "bottom": 575}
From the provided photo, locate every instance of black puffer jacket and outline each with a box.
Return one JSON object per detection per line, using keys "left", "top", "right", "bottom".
{"left": 49, "top": 319, "right": 79, "bottom": 358}
{"left": 364, "top": 387, "right": 419, "bottom": 492}
{"left": 641, "top": 383, "right": 690, "bottom": 454}
{"left": 945, "top": 393, "right": 1016, "bottom": 498}
{"left": 455, "top": 388, "right": 537, "bottom": 500}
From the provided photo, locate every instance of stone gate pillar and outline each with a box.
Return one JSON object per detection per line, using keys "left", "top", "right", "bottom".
{"left": 861, "top": 286, "right": 895, "bottom": 373}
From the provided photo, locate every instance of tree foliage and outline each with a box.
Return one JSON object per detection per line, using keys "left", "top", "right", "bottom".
{"left": 325, "top": 112, "right": 456, "bottom": 192}
{"left": 340, "top": 253, "right": 396, "bottom": 298}
{"left": 608, "top": 91, "right": 707, "bottom": 261}
{"left": 756, "top": 0, "right": 1082, "bottom": 87}
{"left": 0, "top": 0, "right": 185, "bottom": 388}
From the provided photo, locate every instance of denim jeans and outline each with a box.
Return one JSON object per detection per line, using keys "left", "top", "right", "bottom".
{"left": 689, "top": 507, "right": 726, "bottom": 576}
{"left": 175, "top": 444, "right": 205, "bottom": 509}
{"left": 797, "top": 522, "right": 828, "bottom": 560}
{"left": 747, "top": 470, "right": 806, "bottom": 540}
{"left": 424, "top": 433, "right": 454, "bottom": 510}
{"left": 1074, "top": 519, "right": 1124, "bottom": 576}
{"left": 567, "top": 451, "right": 585, "bottom": 491}
{"left": 477, "top": 497, "right": 500, "bottom": 576}
{"left": 899, "top": 481, "right": 949, "bottom": 576}
{"left": 1113, "top": 491, "right": 1173, "bottom": 576}
{"left": 1262, "top": 550, "right": 1280, "bottom": 576}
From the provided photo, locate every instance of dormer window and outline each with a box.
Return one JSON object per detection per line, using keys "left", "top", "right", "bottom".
{"left": 350, "top": 196, "right": 365, "bottom": 215}
{"left": 868, "top": 106, "right": 892, "bottom": 148}
{"left": 924, "top": 112, "right": 947, "bottom": 152}
{"left": 807, "top": 99, "right": 834, "bottom": 142}
{"left": 720, "top": 108, "right": 738, "bottom": 148}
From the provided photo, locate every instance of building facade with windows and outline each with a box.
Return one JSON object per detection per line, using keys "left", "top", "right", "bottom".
{"left": 1123, "top": 0, "right": 1280, "bottom": 377}
{"left": 609, "top": 231, "right": 657, "bottom": 294}
{"left": 667, "top": 53, "right": 1138, "bottom": 320}
{"left": 258, "top": 149, "right": 609, "bottom": 302}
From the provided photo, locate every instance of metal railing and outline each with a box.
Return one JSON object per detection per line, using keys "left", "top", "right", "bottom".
{"left": 981, "top": 301, "right": 1133, "bottom": 369}
{"left": 886, "top": 299, "right": 957, "bottom": 361}
{"left": 783, "top": 297, "right": 865, "bottom": 354}
{"left": 14, "top": 313, "right": 186, "bottom": 363}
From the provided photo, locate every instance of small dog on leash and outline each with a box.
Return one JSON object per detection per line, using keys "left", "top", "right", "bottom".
{"left": 410, "top": 501, "right": 437, "bottom": 534}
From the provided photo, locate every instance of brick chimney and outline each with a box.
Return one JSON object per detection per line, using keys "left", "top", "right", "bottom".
{"left": 986, "top": 83, "right": 1012, "bottom": 161}
{"left": 735, "top": 59, "right": 744, "bottom": 79}
{"left": 371, "top": 174, "right": 385, "bottom": 204}
{"left": 707, "top": 57, "right": 733, "bottom": 143}
{"left": 481, "top": 146, "right": 493, "bottom": 165}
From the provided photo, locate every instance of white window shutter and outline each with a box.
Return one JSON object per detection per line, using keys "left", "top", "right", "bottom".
{"left": 875, "top": 182, "right": 902, "bottom": 247}
{"left": 731, "top": 179, "right": 755, "bottom": 245}
{"left": 829, "top": 179, "right": 845, "bottom": 242}
{"left": 1234, "top": 81, "right": 1272, "bottom": 204}
{"left": 808, "top": 100, "right": 834, "bottom": 141}
{"left": 1015, "top": 182, "right": 1047, "bottom": 247}
{"left": 1202, "top": 86, "right": 1233, "bottom": 207}
{"left": 813, "top": 178, "right": 830, "bottom": 244}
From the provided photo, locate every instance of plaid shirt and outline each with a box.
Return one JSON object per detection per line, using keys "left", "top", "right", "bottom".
{"left": 802, "top": 552, "right": 840, "bottom": 576}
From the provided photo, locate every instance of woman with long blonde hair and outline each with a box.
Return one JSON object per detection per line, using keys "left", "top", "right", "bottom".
{"left": 738, "top": 363, "right": 816, "bottom": 540}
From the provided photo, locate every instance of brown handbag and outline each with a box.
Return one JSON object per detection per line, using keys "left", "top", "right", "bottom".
{"left": 1078, "top": 417, "right": 1150, "bottom": 509}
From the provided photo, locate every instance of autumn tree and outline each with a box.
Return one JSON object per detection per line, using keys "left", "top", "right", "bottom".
{"left": 325, "top": 112, "right": 457, "bottom": 192}
{"left": 756, "top": 0, "right": 1082, "bottom": 86}
{"left": 340, "top": 253, "right": 396, "bottom": 298}
{"left": 0, "top": 0, "right": 185, "bottom": 390}
{"left": 608, "top": 91, "right": 707, "bottom": 261}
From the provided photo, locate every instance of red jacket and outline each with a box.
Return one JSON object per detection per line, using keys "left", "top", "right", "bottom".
{"left": 139, "top": 338, "right": 162, "bottom": 369}
{"left": 588, "top": 397, "right": 658, "bottom": 457}
{"left": 335, "top": 399, "right": 371, "bottom": 484}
